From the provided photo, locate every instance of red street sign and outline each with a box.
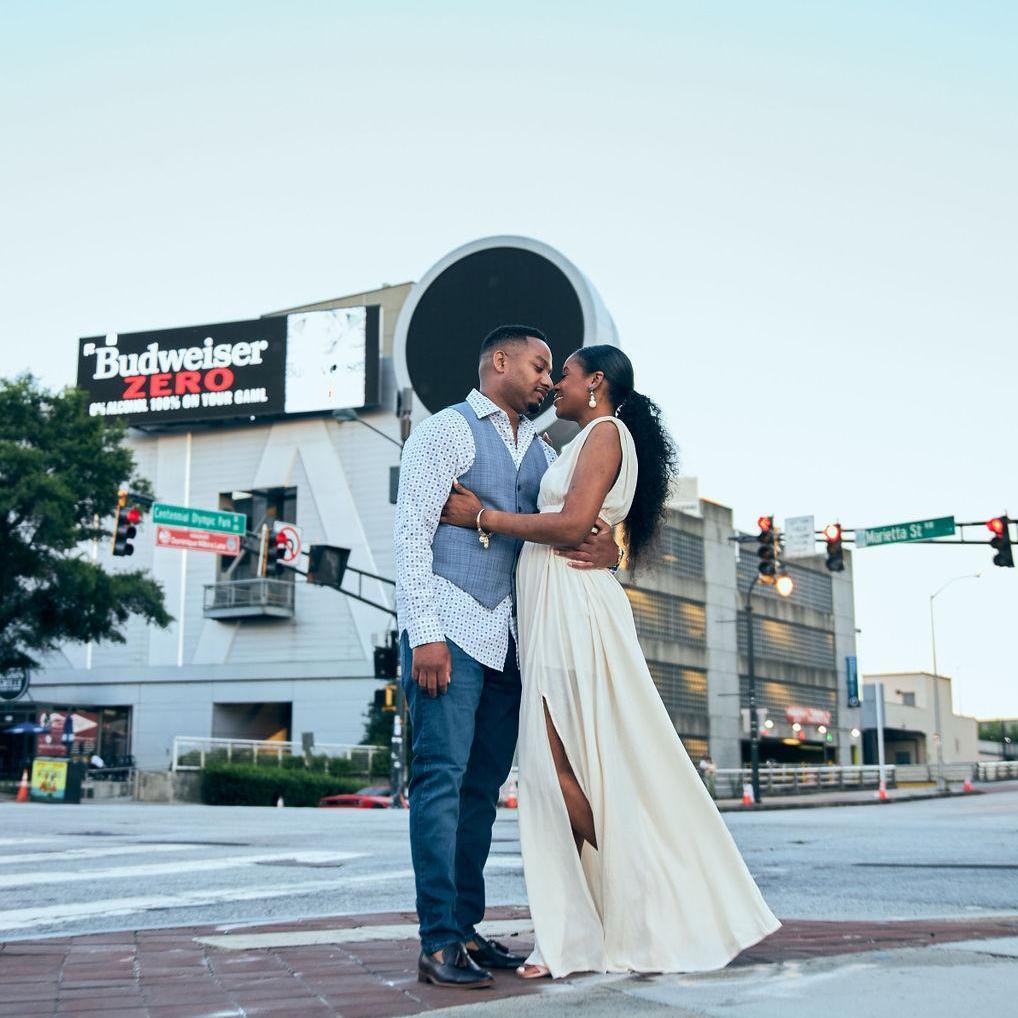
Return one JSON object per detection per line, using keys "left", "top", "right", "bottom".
{"left": 156, "top": 525, "right": 240, "bottom": 556}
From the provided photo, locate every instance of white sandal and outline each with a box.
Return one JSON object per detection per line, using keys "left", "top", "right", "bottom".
{"left": 516, "top": 963, "right": 551, "bottom": 979}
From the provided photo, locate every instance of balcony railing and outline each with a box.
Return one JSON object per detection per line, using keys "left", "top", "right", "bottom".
{"left": 203, "top": 578, "right": 295, "bottom": 619}
{"left": 172, "top": 736, "right": 384, "bottom": 773}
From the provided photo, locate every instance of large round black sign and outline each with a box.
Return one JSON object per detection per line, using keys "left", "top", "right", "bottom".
{"left": 404, "top": 247, "right": 585, "bottom": 415}
{"left": 0, "top": 667, "right": 30, "bottom": 702}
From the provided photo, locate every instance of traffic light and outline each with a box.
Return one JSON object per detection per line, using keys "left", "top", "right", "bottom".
{"left": 988, "top": 516, "right": 1014, "bottom": 568}
{"left": 373, "top": 684, "right": 397, "bottom": 712}
{"left": 756, "top": 515, "right": 776, "bottom": 581}
{"left": 112, "top": 491, "right": 142, "bottom": 557}
{"left": 823, "top": 523, "right": 844, "bottom": 573}
{"left": 267, "top": 531, "right": 288, "bottom": 576}
{"left": 374, "top": 641, "right": 399, "bottom": 679}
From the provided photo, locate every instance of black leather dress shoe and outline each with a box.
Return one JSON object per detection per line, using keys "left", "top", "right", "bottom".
{"left": 418, "top": 942, "right": 494, "bottom": 988}
{"left": 466, "top": 931, "right": 527, "bottom": 969}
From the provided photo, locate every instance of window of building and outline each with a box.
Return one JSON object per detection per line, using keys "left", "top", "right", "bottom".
{"left": 679, "top": 735, "right": 709, "bottom": 762}
{"left": 218, "top": 487, "right": 297, "bottom": 582}
{"left": 737, "top": 613, "right": 836, "bottom": 670}
{"left": 739, "top": 677, "right": 838, "bottom": 716}
{"left": 900, "top": 691, "right": 916, "bottom": 707}
{"left": 625, "top": 588, "right": 706, "bottom": 647}
{"left": 648, "top": 661, "right": 709, "bottom": 715}
{"left": 659, "top": 527, "right": 705, "bottom": 578}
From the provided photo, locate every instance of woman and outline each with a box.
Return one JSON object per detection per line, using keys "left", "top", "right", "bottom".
{"left": 440, "top": 345, "right": 780, "bottom": 979}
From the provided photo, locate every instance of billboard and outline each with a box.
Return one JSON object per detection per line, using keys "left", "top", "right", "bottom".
{"left": 77, "top": 306, "right": 380, "bottom": 426}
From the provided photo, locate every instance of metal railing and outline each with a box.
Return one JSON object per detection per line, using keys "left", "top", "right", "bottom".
{"left": 203, "top": 579, "right": 295, "bottom": 618}
{"left": 976, "top": 760, "right": 1018, "bottom": 781}
{"left": 171, "top": 736, "right": 384, "bottom": 773}
{"left": 712, "top": 764, "right": 894, "bottom": 799}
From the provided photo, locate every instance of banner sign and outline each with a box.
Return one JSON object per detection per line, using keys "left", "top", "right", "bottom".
{"left": 78, "top": 306, "right": 380, "bottom": 426}
{"left": 785, "top": 706, "right": 832, "bottom": 726}
{"left": 846, "top": 655, "right": 860, "bottom": 708}
{"left": 156, "top": 526, "right": 241, "bottom": 556}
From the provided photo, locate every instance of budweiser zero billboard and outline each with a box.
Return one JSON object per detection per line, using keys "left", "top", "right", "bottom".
{"left": 78, "top": 306, "right": 380, "bottom": 425}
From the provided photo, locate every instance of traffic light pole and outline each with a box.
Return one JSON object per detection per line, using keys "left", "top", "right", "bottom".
{"left": 744, "top": 573, "right": 762, "bottom": 805}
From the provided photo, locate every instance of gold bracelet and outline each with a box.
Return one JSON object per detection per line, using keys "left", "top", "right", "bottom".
{"left": 476, "top": 508, "right": 491, "bottom": 550}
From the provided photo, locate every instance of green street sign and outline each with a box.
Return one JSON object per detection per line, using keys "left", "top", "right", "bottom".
{"left": 152, "top": 502, "right": 247, "bottom": 535}
{"left": 855, "top": 516, "right": 955, "bottom": 549}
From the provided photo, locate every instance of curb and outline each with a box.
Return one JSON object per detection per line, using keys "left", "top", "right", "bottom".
{"left": 715, "top": 787, "right": 985, "bottom": 812}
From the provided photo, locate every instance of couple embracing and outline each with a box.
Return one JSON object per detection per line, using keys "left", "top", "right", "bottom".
{"left": 393, "top": 325, "right": 779, "bottom": 987}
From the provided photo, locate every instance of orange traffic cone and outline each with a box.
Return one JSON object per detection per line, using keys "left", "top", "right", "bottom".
{"left": 963, "top": 777, "right": 974, "bottom": 793}
{"left": 16, "top": 769, "right": 30, "bottom": 803}
{"left": 741, "top": 782, "right": 755, "bottom": 807}
{"left": 504, "top": 775, "right": 518, "bottom": 809}
{"left": 876, "top": 780, "right": 888, "bottom": 802}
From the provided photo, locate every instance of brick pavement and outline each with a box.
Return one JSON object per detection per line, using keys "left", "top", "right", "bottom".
{"left": 2, "top": 907, "right": 1017, "bottom": 1018}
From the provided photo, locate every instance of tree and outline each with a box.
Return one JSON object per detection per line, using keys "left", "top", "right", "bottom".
{"left": 0, "top": 376, "right": 171, "bottom": 675}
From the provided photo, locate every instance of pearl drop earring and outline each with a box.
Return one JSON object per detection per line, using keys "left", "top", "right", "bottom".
{"left": 588, "top": 387, "right": 597, "bottom": 408}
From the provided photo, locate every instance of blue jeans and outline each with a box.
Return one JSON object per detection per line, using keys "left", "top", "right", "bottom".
{"left": 400, "top": 631, "right": 521, "bottom": 954}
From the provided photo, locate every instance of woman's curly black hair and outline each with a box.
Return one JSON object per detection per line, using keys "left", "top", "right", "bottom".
{"left": 572, "top": 345, "right": 678, "bottom": 570}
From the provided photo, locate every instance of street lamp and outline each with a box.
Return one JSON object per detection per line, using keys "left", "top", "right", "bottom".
{"left": 929, "top": 572, "right": 980, "bottom": 792}
{"left": 331, "top": 408, "right": 404, "bottom": 451}
{"left": 744, "top": 568, "right": 794, "bottom": 803}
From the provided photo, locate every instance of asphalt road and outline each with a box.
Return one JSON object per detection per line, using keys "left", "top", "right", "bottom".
{"left": 1, "top": 787, "right": 1016, "bottom": 941}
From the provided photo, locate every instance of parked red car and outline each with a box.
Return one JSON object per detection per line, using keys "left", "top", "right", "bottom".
{"left": 319, "top": 785, "right": 398, "bottom": 809}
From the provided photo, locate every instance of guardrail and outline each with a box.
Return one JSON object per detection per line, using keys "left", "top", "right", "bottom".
{"left": 171, "top": 736, "right": 385, "bottom": 773}
{"left": 976, "top": 760, "right": 1018, "bottom": 781}
{"left": 711, "top": 765, "right": 895, "bottom": 799}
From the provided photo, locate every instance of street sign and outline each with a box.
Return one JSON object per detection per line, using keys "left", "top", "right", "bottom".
{"left": 156, "top": 525, "right": 241, "bottom": 556}
{"left": 783, "top": 515, "right": 816, "bottom": 559}
{"left": 272, "top": 522, "right": 303, "bottom": 565}
{"left": 855, "top": 516, "right": 956, "bottom": 549}
{"left": 152, "top": 503, "right": 246, "bottom": 536}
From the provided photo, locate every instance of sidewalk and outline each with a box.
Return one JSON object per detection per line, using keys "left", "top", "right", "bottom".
{"left": 3, "top": 906, "right": 1017, "bottom": 1018}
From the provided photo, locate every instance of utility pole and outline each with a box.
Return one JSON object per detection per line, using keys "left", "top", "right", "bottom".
{"left": 744, "top": 576, "right": 762, "bottom": 804}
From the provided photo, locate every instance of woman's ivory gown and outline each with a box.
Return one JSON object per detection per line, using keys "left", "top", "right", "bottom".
{"left": 515, "top": 416, "right": 780, "bottom": 978}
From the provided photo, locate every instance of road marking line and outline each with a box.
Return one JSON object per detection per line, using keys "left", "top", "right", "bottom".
{"left": 1, "top": 843, "right": 206, "bottom": 865}
{"left": 0, "top": 867, "right": 412, "bottom": 933}
{"left": 196, "top": 918, "right": 535, "bottom": 952}
{"left": 0, "top": 851, "right": 363, "bottom": 889}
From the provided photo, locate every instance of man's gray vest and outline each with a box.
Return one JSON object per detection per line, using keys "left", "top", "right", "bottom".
{"left": 431, "top": 401, "right": 549, "bottom": 610}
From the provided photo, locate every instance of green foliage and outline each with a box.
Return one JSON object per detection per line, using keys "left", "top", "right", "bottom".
{"left": 361, "top": 698, "right": 396, "bottom": 747}
{"left": 0, "top": 376, "right": 171, "bottom": 672}
{"left": 199, "top": 762, "right": 371, "bottom": 807}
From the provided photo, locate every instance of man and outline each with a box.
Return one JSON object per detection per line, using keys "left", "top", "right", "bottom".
{"left": 395, "top": 325, "right": 621, "bottom": 988}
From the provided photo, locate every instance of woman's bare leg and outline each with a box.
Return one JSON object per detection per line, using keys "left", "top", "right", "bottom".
{"left": 543, "top": 700, "right": 597, "bottom": 851}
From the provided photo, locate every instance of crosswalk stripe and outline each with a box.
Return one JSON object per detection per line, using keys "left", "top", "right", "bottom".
{"left": 0, "top": 850, "right": 363, "bottom": 889}
{"left": 0, "top": 868, "right": 417, "bottom": 933}
{"left": 1, "top": 843, "right": 206, "bottom": 865}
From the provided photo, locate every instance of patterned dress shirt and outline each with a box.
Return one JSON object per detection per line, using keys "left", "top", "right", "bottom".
{"left": 395, "top": 388, "right": 557, "bottom": 671}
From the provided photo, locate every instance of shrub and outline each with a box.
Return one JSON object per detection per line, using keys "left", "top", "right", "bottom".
{"left": 200, "top": 763, "right": 370, "bottom": 807}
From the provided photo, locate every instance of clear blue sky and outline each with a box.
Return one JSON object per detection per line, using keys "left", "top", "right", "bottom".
{"left": 2, "top": 2, "right": 1015, "bottom": 716}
